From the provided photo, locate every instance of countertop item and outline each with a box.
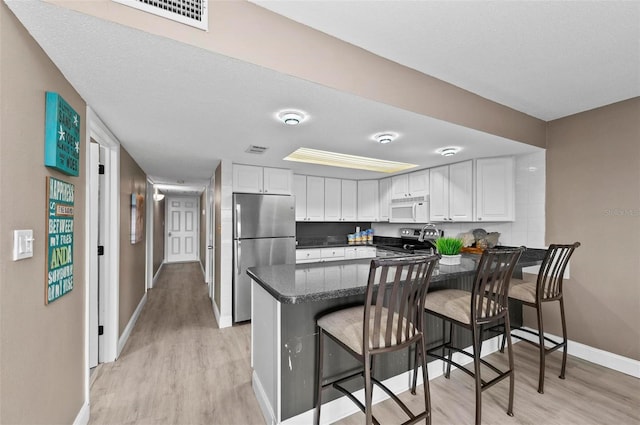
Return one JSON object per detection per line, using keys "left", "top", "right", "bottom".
{"left": 248, "top": 248, "right": 545, "bottom": 304}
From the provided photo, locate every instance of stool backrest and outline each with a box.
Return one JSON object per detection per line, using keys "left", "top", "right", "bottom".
{"left": 536, "top": 242, "right": 581, "bottom": 301}
{"left": 363, "top": 255, "right": 440, "bottom": 350}
{"left": 473, "top": 247, "right": 525, "bottom": 325}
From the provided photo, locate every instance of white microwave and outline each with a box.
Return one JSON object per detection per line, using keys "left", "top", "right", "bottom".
{"left": 390, "top": 197, "right": 429, "bottom": 223}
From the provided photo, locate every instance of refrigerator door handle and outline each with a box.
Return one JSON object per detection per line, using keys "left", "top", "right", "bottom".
{"left": 236, "top": 241, "right": 242, "bottom": 276}
{"left": 236, "top": 203, "right": 241, "bottom": 238}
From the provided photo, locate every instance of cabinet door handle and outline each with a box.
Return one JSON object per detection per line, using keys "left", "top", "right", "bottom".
{"left": 478, "top": 217, "right": 483, "bottom": 221}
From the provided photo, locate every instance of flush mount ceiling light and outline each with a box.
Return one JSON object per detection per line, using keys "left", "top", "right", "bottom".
{"left": 153, "top": 188, "right": 165, "bottom": 202}
{"left": 373, "top": 132, "right": 398, "bottom": 144}
{"left": 284, "top": 147, "right": 418, "bottom": 173}
{"left": 277, "top": 110, "right": 307, "bottom": 126}
{"left": 436, "top": 146, "right": 461, "bottom": 157}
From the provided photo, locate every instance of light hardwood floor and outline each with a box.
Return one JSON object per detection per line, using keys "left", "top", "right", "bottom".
{"left": 89, "top": 263, "right": 639, "bottom": 425}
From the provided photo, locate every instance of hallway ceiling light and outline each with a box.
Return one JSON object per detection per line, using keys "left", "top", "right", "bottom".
{"left": 436, "top": 146, "right": 461, "bottom": 157}
{"left": 373, "top": 132, "right": 398, "bottom": 144}
{"left": 153, "top": 188, "right": 165, "bottom": 202}
{"left": 284, "top": 147, "right": 418, "bottom": 173}
{"left": 277, "top": 110, "right": 307, "bottom": 126}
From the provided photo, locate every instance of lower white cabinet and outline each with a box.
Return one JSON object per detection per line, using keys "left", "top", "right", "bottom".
{"left": 295, "top": 248, "right": 321, "bottom": 264}
{"left": 296, "top": 246, "right": 376, "bottom": 264}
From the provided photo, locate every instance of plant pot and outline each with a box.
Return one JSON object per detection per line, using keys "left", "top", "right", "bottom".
{"left": 440, "top": 254, "right": 462, "bottom": 266}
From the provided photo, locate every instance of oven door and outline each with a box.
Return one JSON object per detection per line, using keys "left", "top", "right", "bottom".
{"left": 390, "top": 203, "right": 416, "bottom": 223}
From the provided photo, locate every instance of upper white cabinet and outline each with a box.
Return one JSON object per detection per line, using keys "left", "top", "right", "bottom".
{"left": 378, "top": 177, "right": 392, "bottom": 222}
{"left": 233, "top": 164, "right": 292, "bottom": 195}
{"left": 263, "top": 167, "right": 293, "bottom": 195}
{"left": 430, "top": 161, "right": 473, "bottom": 222}
{"left": 475, "top": 157, "right": 515, "bottom": 222}
{"left": 293, "top": 174, "right": 307, "bottom": 221}
{"left": 341, "top": 180, "right": 358, "bottom": 221}
{"left": 391, "top": 170, "right": 429, "bottom": 199}
{"left": 357, "top": 180, "right": 379, "bottom": 221}
{"left": 324, "top": 178, "right": 342, "bottom": 221}
{"left": 293, "top": 175, "right": 325, "bottom": 221}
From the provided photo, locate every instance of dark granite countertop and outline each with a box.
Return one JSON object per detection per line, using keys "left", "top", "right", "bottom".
{"left": 248, "top": 248, "right": 546, "bottom": 304}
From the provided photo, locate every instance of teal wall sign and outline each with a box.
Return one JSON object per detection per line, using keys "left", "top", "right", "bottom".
{"left": 46, "top": 177, "right": 75, "bottom": 304}
{"left": 44, "top": 92, "right": 80, "bottom": 176}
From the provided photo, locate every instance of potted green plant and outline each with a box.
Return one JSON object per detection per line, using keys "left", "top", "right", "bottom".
{"left": 435, "top": 237, "right": 464, "bottom": 265}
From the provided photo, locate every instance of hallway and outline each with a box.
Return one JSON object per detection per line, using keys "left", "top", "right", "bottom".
{"left": 88, "top": 263, "right": 264, "bottom": 424}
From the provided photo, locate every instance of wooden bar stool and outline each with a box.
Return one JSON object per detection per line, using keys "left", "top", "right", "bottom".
{"left": 314, "top": 255, "right": 440, "bottom": 425}
{"left": 418, "top": 247, "right": 524, "bottom": 425}
{"left": 505, "top": 242, "right": 581, "bottom": 394}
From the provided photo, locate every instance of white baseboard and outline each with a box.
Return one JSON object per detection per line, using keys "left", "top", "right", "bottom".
{"left": 515, "top": 327, "right": 640, "bottom": 378}
{"left": 199, "top": 260, "right": 206, "bottom": 280}
{"left": 283, "top": 336, "right": 503, "bottom": 425}
{"left": 151, "top": 262, "right": 165, "bottom": 288}
{"left": 72, "top": 401, "right": 90, "bottom": 425}
{"left": 117, "top": 293, "right": 147, "bottom": 356}
{"left": 212, "top": 299, "right": 232, "bottom": 329}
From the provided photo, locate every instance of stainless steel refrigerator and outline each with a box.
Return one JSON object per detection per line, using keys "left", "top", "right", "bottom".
{"left": 233, "top": 193, "right": 296, "bottom": 322}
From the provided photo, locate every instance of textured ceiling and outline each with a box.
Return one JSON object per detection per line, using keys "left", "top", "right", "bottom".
{"left": 7, "top": 1, "right": 637, "bottom": 190}
{"left": 253, "top": 1, "right": 640, "bottom": 121}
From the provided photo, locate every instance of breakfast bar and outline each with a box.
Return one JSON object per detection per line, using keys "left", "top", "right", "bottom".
{"left": 248, "top": 249, "right": 545, "bottom": 425}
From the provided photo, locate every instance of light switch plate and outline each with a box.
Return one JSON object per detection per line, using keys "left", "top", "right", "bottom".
{"left": 13, "top": 229, "right": 34, "bottom": 261}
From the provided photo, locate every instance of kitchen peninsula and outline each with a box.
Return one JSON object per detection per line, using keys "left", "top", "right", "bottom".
{"left": 248, "top": 249, "right": 545, "bottom": 425}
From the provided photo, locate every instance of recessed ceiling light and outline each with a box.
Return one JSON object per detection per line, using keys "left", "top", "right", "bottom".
{"left": 277, "top": 110, "right": 307, "bottom": 126}
{"left": 373, "top": 132, "right": 398, "bottom": 144}
{"left": 283, "top": 147, "right": 418, "bottom": 173}
{"left": 436, "top": 146, "right": 461, "bottom": 157}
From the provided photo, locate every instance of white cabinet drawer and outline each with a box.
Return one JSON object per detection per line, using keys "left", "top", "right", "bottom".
{"left": 296, "top": 249, "right": 321, "bottom": 263}
{"left": 321, "top": 247, "right": 345, "bottom": 259}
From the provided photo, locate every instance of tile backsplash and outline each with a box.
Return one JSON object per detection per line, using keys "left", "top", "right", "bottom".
{"left": 373, "top": 151, "right": 546, "bottom": 249}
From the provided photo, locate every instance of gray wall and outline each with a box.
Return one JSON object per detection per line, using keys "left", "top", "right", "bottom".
{"left": 118, "top": 147, "right": 147, "bottom": 335}
{"left": 541, "top": 97, "right": 640, "bottom": 360}
{"left": 0, "top": 4, "right": 85, "bottom": 422}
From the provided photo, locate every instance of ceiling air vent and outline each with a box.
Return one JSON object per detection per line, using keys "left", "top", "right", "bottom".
{"left": 246, "top": 145, "right": 269, "bottom": 154}
{"left": 113, "top": 0, "right": 208, "bottom": 31}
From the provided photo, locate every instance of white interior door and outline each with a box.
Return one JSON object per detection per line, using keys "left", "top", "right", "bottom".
{"left": 166, "top": 196, "right": 199, "bottom": 263}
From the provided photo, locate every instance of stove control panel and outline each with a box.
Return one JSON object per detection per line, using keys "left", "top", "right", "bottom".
{"left": 400, "top": 226, "right": 440, "bottom": 240}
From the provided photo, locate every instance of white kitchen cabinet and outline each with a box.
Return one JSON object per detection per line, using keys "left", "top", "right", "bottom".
{"left": 378, "top": 177, "right": 391, "bottom": 222}
{"left": 391, "top": 170, "right": 429, "bottom": 199}
{"left": 409, "top": 170, "right": 429, "bottom": 199}
{"left": 344, "top": 246, "right": 376, "bottom": 259}
{"left": 357, "top": 180, "right": 379, "bottom": 221}
{"left": 295, "top": 248, "right": 322, "bottom": 264}
{"left": 233, "top": 164, "right": 292, "bottom": 194}
{"left": 233, "top": 164, "right": 263, "bottom": 193}
{"left": 306, "top": 176, "right": 325, "bottom": 221}
{"left": 321, "top": 247, "right": 345, "bottom": 260}
{"left": 429, "top": 165, "right": 449, "bottom": 221}
{"left": 476, "top": 156, "right": 515, "bottom": 222}
{"left": 391, "top": 174, "right": 409, "bottom": 199}
{"left": 341, "top": 180, "right": 358, "bottom": 221}
{"left": 293, "top": 174, "right": 307, "bottom": 221}
{"left": 429, "top": 161, "right": 473, "bottom": 222}
{"left": 293, "top": 175, "right": 325, "bottom": 221}
{"left": 263, "top": 167, "right": 293, "bottom": 195}
{"left": 324, "top": 178, "right": 342, "bottom": 221}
